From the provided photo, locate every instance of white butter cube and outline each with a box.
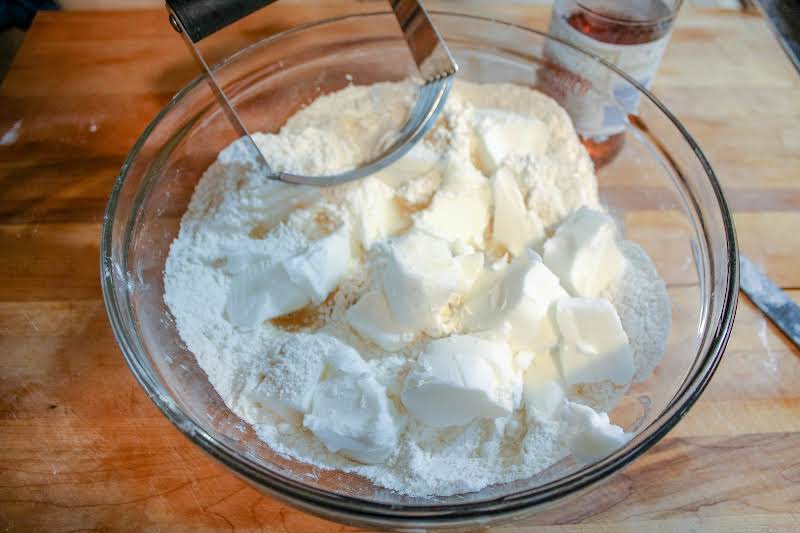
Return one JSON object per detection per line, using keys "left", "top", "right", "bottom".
{"left": 441, "top": 156, "right": 490, "bottom": 191}
{"left": 344, "top": 179, "right": 408, "bottom": 249}
{"left": 543, "top": 207, "right": 625, "bottom": 297}
{"left": 382, "top": 230, "right": 461, "bottom": 332}
{"left": 374, "top": 143, "right": 442, "bottom": 188}
{"left": 463, "top": 249, "right": 568, "bottom": 353}
{"left": 346, "top": 290, "right": 417, "bottom": 351}
{"left": 413, "top": 160, "right": 491, "bottom": 248}
{"left": 304, "top": 365, "right": 400, "bottom": 464}
{"left": 514, "top": 350, "right": 535, "bottom": 372}
{"left": 325, "top": 339, "right": 371, "bottom": 375}
{"left": 402, "top": 335, "right": 518, "bottom": 428}
{"left": 244, "top": 356, "right": 324, "bottom": 422}
{"left": 243, "top": 333, "right": 344, "bottom": 421}
{"left": 455, "top": 252, "right": 484, "bottom": 291}
{"left": 413, "top": 189, "right": 490, "bottom": 249}
{"left": 225, "top": 229, "right": 353, "bottom": 329}
{"left": 556, "top": 297, "right": 634, "bottom": 387}
{"left": 284, "top": 228, "right": 353, "bottom": 305}
{"left": 561, "top": 401, "right": 630, "bottom": 462}
{"left": 472, "top": 108, "right": 550, "bottom": 175}
{"left": 523, "top": 352, "right": 566, "bottom": 420}
{"left": 225, "top": 263, "right": 308, "bottom": 329}
{"left": 491, "top": 169, "right": 544, "bottom": 256}
{"left": 218, "top": 238, "right": 286, "bottom": 275}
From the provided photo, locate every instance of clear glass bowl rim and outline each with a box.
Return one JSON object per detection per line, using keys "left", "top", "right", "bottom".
{"left": 100, "top": 10, "right": 739, "bottom": 526}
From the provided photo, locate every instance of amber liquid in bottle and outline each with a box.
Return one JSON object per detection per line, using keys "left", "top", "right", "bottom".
{"left": 564, "top": 1, "right": 673, "bottom": 167}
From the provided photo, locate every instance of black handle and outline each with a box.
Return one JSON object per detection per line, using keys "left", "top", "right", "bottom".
{"left": 167, "top": 0, "right": 279, "bottom": 42}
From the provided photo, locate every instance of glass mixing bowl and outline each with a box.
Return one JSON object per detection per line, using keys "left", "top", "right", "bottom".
{"left": 101, "top": 11, "right": 738, "bottom": 529}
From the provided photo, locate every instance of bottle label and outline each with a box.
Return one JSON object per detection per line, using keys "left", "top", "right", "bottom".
{"left": 545, "top": 10, "right": 671, "bottom": 138}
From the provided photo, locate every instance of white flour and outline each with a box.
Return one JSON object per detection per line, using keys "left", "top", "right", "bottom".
{"left": 164, "top": 80, "right": 671, "bottom": 497}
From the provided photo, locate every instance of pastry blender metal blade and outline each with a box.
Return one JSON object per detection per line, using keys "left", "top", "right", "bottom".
{"left": 166, "top": 0, "right": 457, "bottom": 186}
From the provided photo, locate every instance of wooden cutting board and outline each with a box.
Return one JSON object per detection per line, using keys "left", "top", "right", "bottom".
{"left": 1, "top": 2, "right": 799, "bottom": 531}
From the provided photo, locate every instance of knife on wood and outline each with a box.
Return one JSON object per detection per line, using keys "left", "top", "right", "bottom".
{"left": 740, "top": 254, "right": 800, "bottom": 349}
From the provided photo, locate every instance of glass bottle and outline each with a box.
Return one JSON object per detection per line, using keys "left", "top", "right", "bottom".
{"left": 545, "top": 0, "right": 683, "bottom": 166}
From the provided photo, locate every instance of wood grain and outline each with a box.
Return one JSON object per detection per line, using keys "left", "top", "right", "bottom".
{"left": 1, "top": 2, "right": 799, "bottom": 531}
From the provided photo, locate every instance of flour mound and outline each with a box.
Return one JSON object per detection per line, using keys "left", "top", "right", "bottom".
{"left": 164, "top": 80, "right": 671, "bottom": 497}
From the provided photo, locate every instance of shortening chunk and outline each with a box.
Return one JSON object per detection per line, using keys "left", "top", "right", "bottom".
{"left": 561, "top": 401, "right": 630, "bottom": 462}
{"left": 381, "top": 230, "right": 462, "bottom": 332}
{"left": 345, "top": 178, "right": 408, "bottom": 249}
{"left": 244, "top": 333, "right": 353, "bottom": 422}
{"left": 454, "top": 251, "right": 485, "bottom": 291}
{"left": 345, "top": 290, "right": 417, "bottom": 352}
{"left": 472, "top": 108, "right": 550, "bottom": 175}
{"left": 283, "top": 228, "right": 353, "bottom": 304}
{"left": 491, "top": 169, "right": 544, "bottom": 256}
{"left": 304, "top": 348, "right": 401, "bottom": 464}
{"left": 556, "top": 297, "right": 634, "bottom": 387}
{"left": 401, "top": 335, "right": 519, "bottom": 428}
{"left": 522, "top": 352, "right": 566, "bottom": 420}
{"left": 226, "top": 263, "right": 308, "bottom": 329}
{"left": 462, "top": 249, "right": 568, "bottom": 353}
{"left": 543, "top": 207, "right": 625, "bottom": 297}
{"left": 374, "top": 143, "right": 443, "bottom": 189}
{"left": 226, "top": 228, "right": 353, "bottom": 328}
{"left": 413, "top": 159, "right": 491, "bottom": 249}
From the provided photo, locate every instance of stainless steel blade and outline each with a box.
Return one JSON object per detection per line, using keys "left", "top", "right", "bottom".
{"left": 167, "top": 0, "right": 457, "bottom": 187}
{"left": 389, "top": 0, "right": 458, "bottom": 81}
{"left": 754, "top": 0, "right": 800, "bottom": 74}
{"left": 740, "top": 254, "right": 800, "bottom": 349}
{"left": 168, "top": 12, "right": 275, "bottom": 178}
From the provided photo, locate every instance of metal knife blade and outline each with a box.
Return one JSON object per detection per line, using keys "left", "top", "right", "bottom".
{"left": 740, "top": 254, "right": 800, "bottom": 349}
{"left": 754, "top": 0, "right": 800, "bottom": 74}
